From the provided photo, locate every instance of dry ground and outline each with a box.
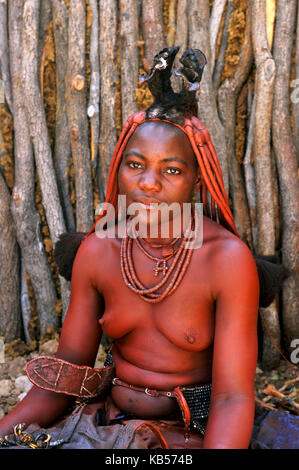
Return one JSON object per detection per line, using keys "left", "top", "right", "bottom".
{"left": 0, "top": 340, "right": 298, "bottom": 421}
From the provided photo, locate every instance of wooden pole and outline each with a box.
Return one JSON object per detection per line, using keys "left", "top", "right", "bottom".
{"left": 188, "top": 0, "right": 229, "bottom": 194}
{"left": 98, "top": 0, "right": 118, "bottom": 192}
{"left": 272, "top": 0, "right": 299, "bottom": 355}
{"left": 65, "top": 0, "right": 94, "bottom": 232}
{"left": 252, "top": 0, "right": 280, "bottom": 369}
{"left": 52, "top": 0, "right": 75, "bottom": 233}
{"left": 119, "top": 0, "right": 139, "bottom": 125}
{"left": 9, "top": 0, "right": 59, "bottom": 336}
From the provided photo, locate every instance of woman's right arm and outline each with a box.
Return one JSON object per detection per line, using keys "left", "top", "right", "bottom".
{"left": 0, "top": 235, "right": 104, "bottom": 436}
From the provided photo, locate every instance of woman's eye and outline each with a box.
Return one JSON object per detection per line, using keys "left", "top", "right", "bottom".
{"left": 128, "top": 161, "right": 142, "bottom": 169}
{"left": 166, "top": 168, "right": 181, "bottom": 175}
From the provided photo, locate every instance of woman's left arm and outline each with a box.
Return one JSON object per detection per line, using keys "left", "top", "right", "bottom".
{"left": 203, "top": 239, "right": 260, "bottom": 449}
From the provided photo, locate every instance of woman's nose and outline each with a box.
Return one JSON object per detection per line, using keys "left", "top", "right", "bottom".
{"left": 138, "top": 169, "right": 161, "bottom": 192}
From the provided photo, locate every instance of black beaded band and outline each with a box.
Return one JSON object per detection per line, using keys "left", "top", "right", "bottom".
{"left": 104, "top": 350, "right": 114, "bottom": 367}
{"left": 180, "top": 384, "right": 211, "bottom": 436}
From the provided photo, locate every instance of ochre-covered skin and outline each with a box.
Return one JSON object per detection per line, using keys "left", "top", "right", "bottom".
{"left": 0, "top": 120, "right": 259, "bottom": 449}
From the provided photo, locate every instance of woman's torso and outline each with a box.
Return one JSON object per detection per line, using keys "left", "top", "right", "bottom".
{"left": 93, "top": 216, "right": 234, "bottom": 417}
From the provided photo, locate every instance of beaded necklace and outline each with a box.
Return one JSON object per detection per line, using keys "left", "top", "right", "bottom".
{"left": 120, "top": 209, "right": 199, "bottom": 303}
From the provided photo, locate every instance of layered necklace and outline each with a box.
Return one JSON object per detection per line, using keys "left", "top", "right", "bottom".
{"left": 120, "top": 208, "right": 198, "bottom": 303}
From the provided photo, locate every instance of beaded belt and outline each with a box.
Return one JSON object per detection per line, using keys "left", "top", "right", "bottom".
{"left": 105, "top": 352, "right": 211, "bottom": 438}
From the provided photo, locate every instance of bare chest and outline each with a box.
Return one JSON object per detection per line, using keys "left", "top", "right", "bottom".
{"left": 96, "top": 239, "right": 216, "bottom": 352}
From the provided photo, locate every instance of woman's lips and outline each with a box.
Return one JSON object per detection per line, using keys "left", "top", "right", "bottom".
{"left": 134, "top": 200, "right": 161, "bottom": 210}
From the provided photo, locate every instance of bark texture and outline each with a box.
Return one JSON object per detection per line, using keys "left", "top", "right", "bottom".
{"left": 188, "top": 0, "right": 229, "bottom": 193}
{"left": 52, "top": 0, "right": 75, "bottom": 233}
{"left": 142, "top": 0, "right": 166, "bottom": 65}
{"left": 0, "top": 0, "right": 13, "bottom": 114}
{"left": 210, "top": 0, "right": 227, "bottom": 73}
{"left": 272, "top": 0, "right": 299, "bottom": 356}
{"left": 243, "top": 85, "right": 257, "bottom": 250}
{"left": 217, "top": 4, "right": 253, "bottom": 245}
{"left": 173, "top": 0, "right": 188, "bottom": 92}
{"left": 251, "top": 0, "right": 280, "bottom": 369}
{"left": 88, "top": 0, "right": 100, "bottom": 177}
{"left": 293, "top": 3, "right": 299, "bottom": 163}
{"left": 119, "top": 0, "right": 139, "bottom": 124}
{"left": 9, "top": 0, "right": 59, "bottom": 336}
{"left": 66, "top": 0, "right": 94, "bottom": 232}
{"left": 20, "top": 257, "right": 31, "bottom": 343}
{"left": 213, "top": 0, "right": 234, "bottom": 91}
{"left": 22, "top": 0, "right": 72, "bottom": 325}
{"left": 0, "top": 146, "right": 20, "bottom": 341}
{"left": 98, "top": 0, "right": 118, "bottom": 192}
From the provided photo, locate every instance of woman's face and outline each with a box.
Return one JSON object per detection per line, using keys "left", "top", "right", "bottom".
{"left": 118, "top": 121, "right": 201, "bottom": 212}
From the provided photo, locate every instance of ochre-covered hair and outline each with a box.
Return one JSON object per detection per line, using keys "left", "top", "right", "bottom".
{"left": 85, "top": 111, "right": 238, "bottom": 239}
{"left": 85, "top": 47, "right": 238, "bottom": 239}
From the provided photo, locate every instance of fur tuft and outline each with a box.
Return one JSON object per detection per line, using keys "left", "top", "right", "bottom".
{"left": 54, "top": 232, "right": 87, "bottom": 281}
{"left": 254, "top": 255, "right": 291, "bottom": 308}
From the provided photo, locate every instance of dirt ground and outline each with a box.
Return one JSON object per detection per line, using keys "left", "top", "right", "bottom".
{"left": 0, "top": 340, "right": 298, "bottom": 421}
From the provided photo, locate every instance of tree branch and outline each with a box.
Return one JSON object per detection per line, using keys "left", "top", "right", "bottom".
{"left": 217, "top": 3, "right": 253, "bottom": 245}
{"left": 87, "top": 0, "right": 100, "bottom": 177}
{"left": 0, "top": 168, "right": 21, "bottom": 341}
{"left": 98, "top": 0, "right": 118, "bottom": 192}
{"left": 65, "top": 0, "right": 94, "bottom": 232}
{"left": 188, "top": 0, "right": 229, "bottom": 194}
{"left": 210, "top": 0, "right": 227, "bottom": 74}
{"left": 243, "top": 83, "right": 257, "bottom": 250}
{"left": 213, "top": 0, "right": 234, "bottom": 90}
{"left": 142, "top": 0, "right": 166, "bottom": 65}
{"left": 252, "top": 0, "right": 280, "bottom": 369}
{"left": 173, "top": 0, "right": 188, "bottom": 93}
{"left": 293, "top": 1, "right": 299, "bottom": 163}
{"left": 119, "top": 0, "right": 139, "bottom": 124}
{"left": 52, "top": 0, "right": 75, "bottom": 233}
{"left": 0, "top": 0, "right": 13, "bottom": 115}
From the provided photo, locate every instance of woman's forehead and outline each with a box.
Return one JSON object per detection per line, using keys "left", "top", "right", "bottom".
{"left": 125, "top": 120, "right": 194, "bottom": 154}
{"left": 134, "top": 120, "right": 186, "bottom": 138}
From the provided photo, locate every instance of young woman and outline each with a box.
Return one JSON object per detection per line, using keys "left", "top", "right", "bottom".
{"left": 0, "top": 47, "right": 285, "bottom": 449}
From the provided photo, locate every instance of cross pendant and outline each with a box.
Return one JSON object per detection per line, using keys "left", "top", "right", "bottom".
{"left": 154, "top": 260, "right": 168, "bottom": 277}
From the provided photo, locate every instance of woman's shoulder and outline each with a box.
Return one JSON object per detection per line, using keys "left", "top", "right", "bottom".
{"left": 73, "top": 231, "right": 116, "bottom": 277}
{"left": 202, "top": 216, "right": 256, "bottom": 270}
{"left": 78, "top": 230, "right": 113, "bottom": 255}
